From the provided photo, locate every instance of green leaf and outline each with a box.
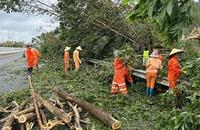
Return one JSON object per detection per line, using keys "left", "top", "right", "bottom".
{"left": 166, "top": 0, "right": 173, "bottom": 16}
{"left": 122, "top": 0, "right": 129, "bottom": 5}
{"left": 148, "top": 2, "right": 155, "bottom": 18}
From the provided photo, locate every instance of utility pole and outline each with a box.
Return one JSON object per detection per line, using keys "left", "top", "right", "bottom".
{"left": 8, "top": 30, "right": 9, "bottom": 42}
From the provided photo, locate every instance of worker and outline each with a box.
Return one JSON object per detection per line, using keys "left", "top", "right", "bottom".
{"left": 143, "top": 48, "right": 149, "bottom": 66}
{"left": 73, "top": 46, "right": 82, "bottom": 71}
{"left": 111, "top": 50, "right": 134, "bottom": 95}
{"left": 64, "top": 46, "right": 71, "bottom": 72}
{"left": 154, "top": 49, "right": 164, "bottom": 61}
{"left": 168, "top": 49, "right": 185, "bottom": 96}
{"left": 26, "top": 45, "right": 34, "bottom": 74}
{"left": 111, "top": 51, "right": 128, "bottom": 95}
{"left": 32, "top": 46, "right": 41, "bottom": 70}
{"left": 146, "top": 51, "right": 162, "bottom": 96}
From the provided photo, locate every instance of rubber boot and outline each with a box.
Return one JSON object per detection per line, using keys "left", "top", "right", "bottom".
{"left": 149, "top": 88, "right": 154, "bottom": 97}
{"left": 130, "top": 82, "right": 134, "bottom": 87}
{"left": 146, "top": 87, "right": 149, "bottom": 96}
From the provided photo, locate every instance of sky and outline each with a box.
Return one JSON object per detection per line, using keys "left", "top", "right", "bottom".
{"left": 0, "top": 11, "right": 59, "bottom": 44}
{"left": 0, "top": 0, "right": 199, "bottom": 44}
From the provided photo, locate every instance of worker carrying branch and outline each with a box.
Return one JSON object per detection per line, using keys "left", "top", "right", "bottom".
{"left": 111, "top": 50, "right": 134, "bottom": 95}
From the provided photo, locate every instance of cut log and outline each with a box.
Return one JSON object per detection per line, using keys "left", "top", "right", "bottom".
{"left": 0, "top": 104, "right": 43, "bottom": 125}
{"left": 2, "top": 101, "right": 26, "bottom": 130}
{"left": 46, "top": 120, "right": 64, "bottom": 129}
{"left": 18, "top": 112, "right": 36, "bottom": 123}
{"left": 15, "top": 104, "right": 43, "bottom": 117}
{"left": 53, "top": 87, "right": 121, "bottom": 130}
{"left": 34, "top": 91, "right": 72, "bottom": 124}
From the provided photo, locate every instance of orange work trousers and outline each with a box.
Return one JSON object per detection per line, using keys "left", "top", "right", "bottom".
{"left": 111, "top": 69, "right": 127, "bottom": 95}
{"left": 64, "top": 61, "right": 70, "bottom": 72}
{"left": 146, "top": 72, "right": 158, "bottom": 89}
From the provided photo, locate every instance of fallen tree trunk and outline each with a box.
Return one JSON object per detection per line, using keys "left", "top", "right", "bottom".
{"left": 53, "top": 87, "right": 121, "bottom": 130}
{"left": 34, "top": 91, "right": 72, "bottom": 124}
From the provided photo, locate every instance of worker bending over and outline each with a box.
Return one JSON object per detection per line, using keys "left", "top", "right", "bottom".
{"left": 111, "top": 51, "right": 134, "bottom": 95}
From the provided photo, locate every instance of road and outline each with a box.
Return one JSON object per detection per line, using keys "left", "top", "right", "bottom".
{"left": 0, "top": 52, "right": 24, "bottom": 67}
{"left": 0, "top": 52, "right": 27, "bottom": 94}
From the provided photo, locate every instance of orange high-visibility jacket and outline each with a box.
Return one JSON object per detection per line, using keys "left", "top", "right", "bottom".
{"left": 111, "top": 59, "right": 128, "bottom": 95}
{"left": 73, "top": 49, "right": 81, "bottom": 70}
{"left": 73, "top": 50, "right": 80, "bottom": 63}
{"left": 146, "top": 58, "right": 162, "bottom": 88}
{"left": 168, "top": 56, "right": 184, "bottom": 90}
{"left": 32, "top": 49, "right": 41, "bottom": 66}
{"left": 146, "top": 58, "right": 162, "bottom": 73}
{"left": 64, "top": 51, "right": 70, "bottom": 67}
{"left": 26, "top": 48, "right": 34, "bottom": 68}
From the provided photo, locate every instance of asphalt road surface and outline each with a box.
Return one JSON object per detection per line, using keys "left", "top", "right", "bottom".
{"left": 0, "top": 52, "right": 28, "bottom": 94}
{"left": 0, "top": 52, "right": 24, "bottom": 67}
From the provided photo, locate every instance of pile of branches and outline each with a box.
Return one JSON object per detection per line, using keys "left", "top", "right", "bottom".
{"left": 0, "top": 76, "right": 121, "bottom": 130}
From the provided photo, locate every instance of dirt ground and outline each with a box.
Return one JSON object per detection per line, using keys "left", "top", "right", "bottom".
{"left": 0, "top": 56, "right": 28, "bottom": 94}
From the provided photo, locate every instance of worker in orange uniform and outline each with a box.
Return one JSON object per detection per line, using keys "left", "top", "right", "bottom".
{"left": 26, "top": 45, "right": 34, "bottom": 74}
{"left": 111, "top": 50, "right": 131, "bottom": 95}
{"left": 64, "top": 46, "right": 71, "bottom": 72}
{"left": 32, "top": 46, "right": 41, "bottom": 70}
{"left": 146, "top": 51, "right": 162, "bottom": 96}
{"left": 73, "top": 46, "right": 82, "bottom": 71}
{"left": 168, "top": 49, "right": 184, "bottom": 96}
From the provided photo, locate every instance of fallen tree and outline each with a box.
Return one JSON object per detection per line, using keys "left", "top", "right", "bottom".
{"left": 53, "top": 87, "right": 121, "bottom": 130}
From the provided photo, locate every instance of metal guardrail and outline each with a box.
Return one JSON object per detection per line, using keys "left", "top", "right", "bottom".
{"left": 87, "top": 59, "right": 189, "bottom": 87}
{"left": 0, "top": 50, "right": 24, "bottom": 55}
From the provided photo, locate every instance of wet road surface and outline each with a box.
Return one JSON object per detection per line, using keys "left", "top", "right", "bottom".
{"left": 0, "top": 52, "right": 24, "bottom": 67}
{"left": 0, "top": 52, "right": 28, "bottom": 93}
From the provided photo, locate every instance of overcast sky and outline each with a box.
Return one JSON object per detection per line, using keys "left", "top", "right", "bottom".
{"left": 0, "top": 0, "right": 199, "bottom": 44}
{"left": 0, "top": 10, "right": 59, "bottom": 44}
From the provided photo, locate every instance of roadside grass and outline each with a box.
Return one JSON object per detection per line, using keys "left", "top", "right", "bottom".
{"left": 0, "top": 62, "right": 172, "bottom": 130}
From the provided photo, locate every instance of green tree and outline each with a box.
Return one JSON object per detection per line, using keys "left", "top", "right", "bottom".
{"left": 123, "top": 0, "right": 199, "bottom": 45}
